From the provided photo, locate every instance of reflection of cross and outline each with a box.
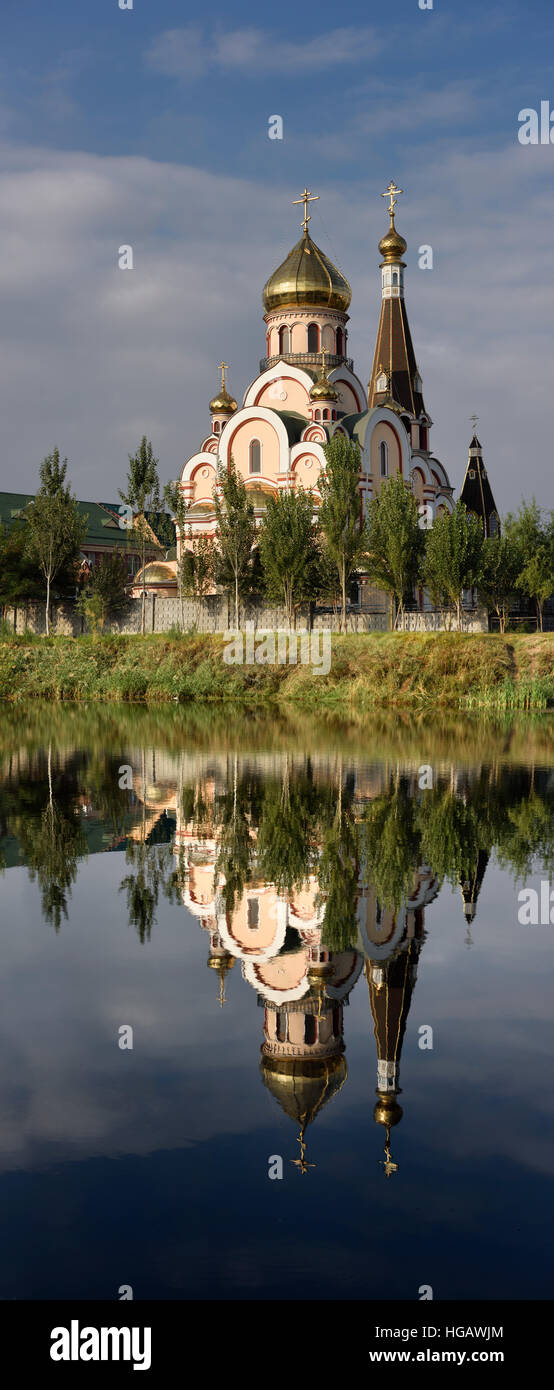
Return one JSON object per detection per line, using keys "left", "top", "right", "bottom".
{"left": 218, "top": 361, "right": 229, "bottom": 390}
{"left": 381, "top": 1143, "right": 398, "bottom": 1179}
{"left": 293, "top": 187, "right": 319, "bottom": 232}
{"left": 291, "top": 1125, "right": 316, "bottom": 1175}
{"left": 381, "top": 180, "right": 403, "bottom": 217}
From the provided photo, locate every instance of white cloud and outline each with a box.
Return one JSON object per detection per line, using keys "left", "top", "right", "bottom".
{"left": 146, "top": 24, "right": 382, "bottom": 78}
{"left": 0, "top": 136, "right": 552, "bottom": 509}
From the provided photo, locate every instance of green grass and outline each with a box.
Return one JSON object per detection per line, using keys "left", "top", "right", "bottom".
{"left": 0, "top": 630, "right": 553, "bottom": 709}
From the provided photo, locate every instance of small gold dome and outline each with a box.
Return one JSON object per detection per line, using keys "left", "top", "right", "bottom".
{"left": 379, "top": 215, "right": 407, "bottom": 264}
{"left": 209, "top": 387, "right": 237, "bottom": 415}
{"left": 310, "top": 372, "right": 339, "bottom": 403}
{"left": 263, "top": 230, "right": 351, "bottom": 313}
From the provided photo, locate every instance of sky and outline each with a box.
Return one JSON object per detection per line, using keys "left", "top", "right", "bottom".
{"left": 0, "top": 0, "right": 553, "bottom": 509}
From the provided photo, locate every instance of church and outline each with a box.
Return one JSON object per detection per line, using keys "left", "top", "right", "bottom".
{"left": 177, "top": 183, "right": 459, "bottom": 573}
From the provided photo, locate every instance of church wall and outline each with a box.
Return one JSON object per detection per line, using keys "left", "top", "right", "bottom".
{"left": 226, "top": 416, "right": 282, "bottom": 480}
{"left": 292, "top": 451, "right": 323, "bottom": 492}
{"left": 191, "top": 460, "right": 217, "bottom": 505}
{"left": 370, "top": 421, "right": 403, "bottom": 489}
{"left": 333, "top": 379, "right": 362, "bottom": 414}
{"left": 255, "top": 377, "right": 309, "bottom": 414}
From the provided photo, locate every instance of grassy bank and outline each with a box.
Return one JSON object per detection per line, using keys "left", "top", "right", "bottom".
{"left": 0, "top": 630, "right": 553, "bottom": 710}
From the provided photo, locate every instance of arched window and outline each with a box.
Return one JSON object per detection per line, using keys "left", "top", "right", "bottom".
{"left": 380, "top": 441, "right": 389, "bottom": 477}
{"left": 336, "top": 327, "right": 343, "bottom": 355}
{"left": 307, "top": 323, "right": 319, "bottom": 353}
{"left": 304, "top": 1015, "right": 317, "bottom": 1045}
{"left": 249, "top": 440, "right": 261, "bottom": 474}
{"left": 213, "top": 421, "right": 220, "bottom": 433}
{"left": 315, "top": 410, "right": 321, "bottom": 421}
{"left": 420, "top": 424, "right": 428, "bottom": 450}
{"left": 392, "top": 271, "right": 398, "bottom": 286}
{"left": 276, "top": 1012, "right": 287, "bottom": 1043}
{"left": 278, "top": 326, "right": 290, "bottom": 353}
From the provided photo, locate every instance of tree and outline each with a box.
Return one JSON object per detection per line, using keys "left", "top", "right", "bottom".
{"left": 422, "top": 501, "right": 484, "bottom": 630}
{"left": 76, "top": 549, "right": 130, "bottom": 632}
{"left": 318, "top": 434, "right": 365, "bottom": 632}
{"left": 119, "top": 437, "right": 161, "bottom": 635}
{"left": 24, "top": 449, "right": 86, "bottom": 636}
{"left": 366, "top": 475, "right": 423, "bottom": 628}
{"left": 163, "top": 480, "right": 189, "bottom": 627}
{"left": 505, "top": 500, "right": 554, "bottom": 631}
{"left": 258, "top": 488, "right": 320, "bottom": 627}
{"left": 478, "top": 531, "right": 521, "bottom": 633}
{"left": 214, "top": 459, "right": 256, "bottom": 626}
{"left": 179, "top": 534, "right": 215, "bottom": 625}
{"left": 0, "top": 519, "right": 43, "bottom": 624}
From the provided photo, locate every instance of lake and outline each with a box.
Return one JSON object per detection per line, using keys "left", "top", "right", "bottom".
{"left": 0, "top": 704, "right": 553, "bottom": 1301}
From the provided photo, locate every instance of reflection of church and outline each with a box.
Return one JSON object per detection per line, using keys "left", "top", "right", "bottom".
{"left": 173, "top": 773, "right": 441, "bottom": 1177}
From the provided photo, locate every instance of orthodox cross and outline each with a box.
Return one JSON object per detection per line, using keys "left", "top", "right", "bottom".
{"left": 320, "top": 348, "right": 328, "bottom": 376}
{"left": 291, "top": 1125, "right": 316, "bottom": 1175}
{"left": 381, "top": 180, "right": 404, "bottom": 217}
{"left": 293, "top": 187, "right": 319, "bottom": 232}
{"left": 470, "top": 413, "right": 479, "bottom": 432}
{"left": 217, "top": 361, "right": 229, "bottom": 391}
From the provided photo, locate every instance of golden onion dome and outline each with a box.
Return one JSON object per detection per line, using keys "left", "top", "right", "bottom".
{"left": 209, "top": 387, "right": 237, "bottom": 415}
{"left": 310, "top": 372, "right": 339, "bottom": 403}
{"left": 263, "top": 230, "right": 351, "bottom": 313}
{"left": 379, "top": 214, "right": 407, "bottom": 264}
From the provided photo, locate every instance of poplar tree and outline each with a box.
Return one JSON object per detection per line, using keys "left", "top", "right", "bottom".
{"left": 24, "top": 449, "right": 86, "bottom": 636}
{"left": 214, "top": 459, "right": 256, "bottom": 627}
{"left": 258, "top": 487, "right": 319, "bottom": 627}
{"left": 164, "top": 480, "right": 190, "bottom": 628}
{"left": 478, "top": 531, "right": 521, "bottom": 633}
{"left": 366, "top": 474, "right": 423, "bottom": 628}
{"left": 505, "top": 500, "right": 554, "bottom": 632}
{"left": 318, "top": 434, "right": 365, "bottom": 632}
{"left": 422, "top": 501, "right": 484, "bottom": 631}
{"left": 119, "top": 437, "right": 161, "bottom": 635}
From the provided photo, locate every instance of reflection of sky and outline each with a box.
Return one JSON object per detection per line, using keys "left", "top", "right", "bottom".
{"left": 0, "top": 843, "right": 553, "bottom": 1300}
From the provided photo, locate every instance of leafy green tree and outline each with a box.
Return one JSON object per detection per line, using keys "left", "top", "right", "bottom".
{"left": 422, "top": 500, "right": 484, "bottom": 630}
{"left": 163, "top": 481, "right": 189, "bottom": 626}
{"left": 505, "top": 500, "right": 554, "bottom": 631}
{"left": 76, "top": 549, "right": 130, "bottom": 632}
{"left": 366, "top": 475, "right": 423, "bottom": 628}
{"left": 179, "top": 535, "right": 215, "bottom": 626}
{"left": 478, "top": 530, "right": 521, "bottom": 632}
{"left": 258, "top": 488, "right": 320, "bottom": 627}
{"left": 119, "top": 437, "right": 161, "bottom": 635}
{"left": 24, "top": 449, "right": 87, "bottom": 635}
{"left": 214, "top": 459, "right": 256, "bottom": 626}
{"left": 318, "top": 434, "right": 365, "bottom": 632}
{"left": 0, "top": 519, "right": 43, "bottom": 622}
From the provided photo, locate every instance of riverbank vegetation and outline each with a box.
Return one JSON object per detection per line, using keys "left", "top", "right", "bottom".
{"left": 0, "top": 630, "right": 553, "bottom": 710}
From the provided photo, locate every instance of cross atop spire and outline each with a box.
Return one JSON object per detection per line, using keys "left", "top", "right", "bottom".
{"left": 217, "top": 361, "right": 229, "bottom": 391}
{"left": 470, "top": 413, "right": 479, "bottom": 433}
{"left": 381, "top": 180, "right": 403, "bottom": 219}
{"left": 293, "top": 187, "right": 320, "bottom": 233}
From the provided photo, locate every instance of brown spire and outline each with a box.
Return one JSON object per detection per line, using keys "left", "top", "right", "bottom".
{"left": 368, "top": 187, "right": 426, "bottom": 418}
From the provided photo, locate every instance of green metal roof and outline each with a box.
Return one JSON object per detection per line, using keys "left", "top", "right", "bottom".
{"left": 0, "top": 491, "right": 168, "bottom": 553}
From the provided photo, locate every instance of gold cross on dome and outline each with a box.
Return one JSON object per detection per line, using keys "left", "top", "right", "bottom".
{"left": 382, "top": 180, "right": 403, "bottom": 217}
{"left": 293, "top": 187, "right": 319, "bottom": 232}
{"left": 320, "top": 348, "right": 327, "bottom": 375}
{"left": 217, "top": 361, "right": 229, "bottom": 390}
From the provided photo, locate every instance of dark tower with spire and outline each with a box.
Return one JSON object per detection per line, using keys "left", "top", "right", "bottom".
{"left": 368, "top": 182, "right": 430, "bottom": 450}
{"left": 459, "top": 429, "right": 500, "bottom": 537}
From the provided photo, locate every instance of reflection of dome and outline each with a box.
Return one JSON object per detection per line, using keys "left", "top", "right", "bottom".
{"left": 260, "top": 1052, "right": 347, "bottom": 1126}
{"left": 374, "top": 1094, "right": 403, "bottom": 1128}
{"left": 263, "top": 231, "right": 351, "bottom": 312}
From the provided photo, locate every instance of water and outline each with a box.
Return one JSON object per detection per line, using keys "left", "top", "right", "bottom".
{"left": 0, "top": 704, "right": 553, "bottom": 1301}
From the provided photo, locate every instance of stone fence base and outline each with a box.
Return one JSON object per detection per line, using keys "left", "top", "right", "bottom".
{"left": 2, "top": 596, "right": 488, "bottom": 636}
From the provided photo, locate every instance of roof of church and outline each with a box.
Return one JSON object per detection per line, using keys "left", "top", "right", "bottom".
{"left": 0, "top": 491, "right": 166, "bottom": 553}
{"left": 368, "top": 296, "right": 426, "bottom": 417}
{"left": 262, "top": 229, "right": 351, "bottom": 313}
{"left": 459, "top": 438, "right": 500, "bottom": 534}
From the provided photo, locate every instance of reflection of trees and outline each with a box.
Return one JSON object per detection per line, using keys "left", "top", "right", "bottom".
{"left": 16, "top": 745, "right": 87, "bottom": 930}
{"left": 360, "top": 783, "right": 420, "bottom": 913}
{"left": 213, "top": 758, "right": 260, "bottom": 913}
{"left": 257, "top": 759, "right": 326, "bottom": 893}
{"left": 318, "top": 768, "right": 359, "bottom": 951}
{"left": 119, "top": 842, "right": 178, "bottom": 944}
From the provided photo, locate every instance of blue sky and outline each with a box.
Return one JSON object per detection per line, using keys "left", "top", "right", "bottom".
{"left": 0, "top": 0, "right": 553, "bottom": 505}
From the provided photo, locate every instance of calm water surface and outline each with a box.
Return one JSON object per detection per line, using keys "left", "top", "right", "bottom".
{"left": 0, "top": 705, "right": 553, "bottom": 1300}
